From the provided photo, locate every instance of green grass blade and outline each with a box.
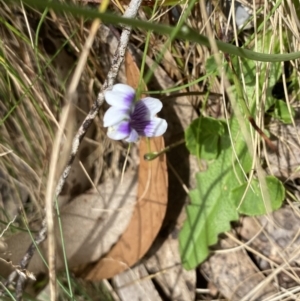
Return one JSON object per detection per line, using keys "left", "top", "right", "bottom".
{"left": 8, "top": 0, "right": 300, "bottom": 62}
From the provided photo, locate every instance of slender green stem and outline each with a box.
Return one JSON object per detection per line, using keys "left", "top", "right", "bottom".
{"left": 144, "top": 138, "right": 185, "bottom": 160}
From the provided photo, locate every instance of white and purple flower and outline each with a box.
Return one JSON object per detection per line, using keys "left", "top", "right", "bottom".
{"left": 103, "top": 84, "right": 167, "bottom": 142}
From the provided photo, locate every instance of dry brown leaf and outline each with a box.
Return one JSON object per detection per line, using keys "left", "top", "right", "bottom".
{"left": 201, "top": 238, "right": 277, "bottom": 301}
{"left": 145, "top": 234, "right": 196, "bottom": 301}
{"left": 0, "top": 257, "right": 15, "bottom": 276}
{"left": 113, "top": 264, "right": 163, "bottom": 301}
{"left": 0, "top": 171, "right": 137, "bottom": 277}
{"left": 81, "top": 51, "right": 168, "bottom": 280}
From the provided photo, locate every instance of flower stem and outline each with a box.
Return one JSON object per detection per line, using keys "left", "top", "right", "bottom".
{"left": 144, "top": 138, "right": 185, "bottom": 161}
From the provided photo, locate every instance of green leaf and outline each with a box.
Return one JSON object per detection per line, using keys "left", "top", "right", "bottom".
{"left": 273, "top": 100, "right": 295, "bottom": 124}
{"left": 205, "top": 56, "right": 219, "bottom": 75}
{"left": 180, "top": 117, "right": 286, "bottom": 269}
{"left": 232, "top": 176, "right": 285, "bottom": 216}
{"left": 185, "top": 117, "right": 227, "bottom": 160}
{"left": 231, "top": 56, "right": 255, "bottom": 85}
{"left": 205, "top": 56, "right": 215, "bottom": 74}
{"left": 180, "top": 119, "right": 252, "bottom": 270}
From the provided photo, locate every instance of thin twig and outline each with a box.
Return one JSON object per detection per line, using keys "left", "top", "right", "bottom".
{"left": 2, "top": 0, "right": 142, "bottom": 298}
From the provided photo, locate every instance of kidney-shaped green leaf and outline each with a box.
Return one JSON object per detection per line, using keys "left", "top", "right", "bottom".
{"left": 185, "top": 117, "right": 227, "bottom": 160}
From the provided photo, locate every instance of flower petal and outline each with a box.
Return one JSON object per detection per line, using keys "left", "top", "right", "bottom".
{"left": 107, "top": 121, "right": 131, "bottom": 140}
{"left": 132, "top": 97, "right": 162, "bottom": 120}
{"left": 132, "top": 117, "right": 167, "bottom": 137}
{"left": 113, "top": 83, "right": 135, "bottom": 95}
{"left": 125, "top": 129, "right": 139, "bottom": 143}
{"left": 103, "top": 106, "right": 129, "bottom": 127}
{"left": 104, "top": 84, "right": 135, "bottom": 109}
{"left": 144, "top": 117, "right": 168, "bottom": 137}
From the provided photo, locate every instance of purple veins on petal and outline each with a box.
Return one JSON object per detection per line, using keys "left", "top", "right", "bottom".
{"left": 132, "top": 97, "right": 163, "bottom": 120}
{"left": 129, "top": 97, "right": 167, "bottom": 138}
{"left": 130, "top": 118, "right": 152, "bottom": 136}
{"left": 131, "top": 101, "right": 149, "bottom": 121}
{"left": 140, "top": 97, "right": 163, "bottom": 117}
{"left": 143, "top": 117, "right": 168, "bottom": 137}
{"left": 131, "top": 117, "right": 167, "bottom": 137}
